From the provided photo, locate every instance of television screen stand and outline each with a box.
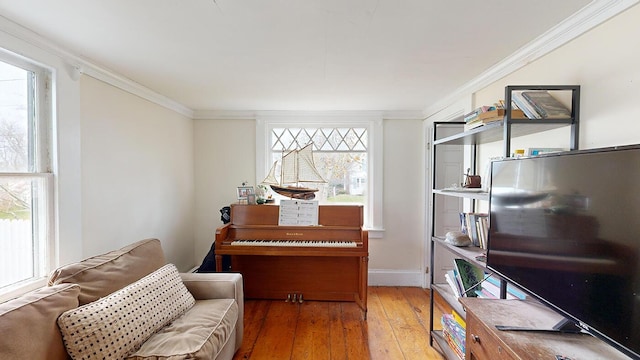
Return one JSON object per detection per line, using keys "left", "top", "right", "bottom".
{"left": 461, "top": 298, "right": 630, "bottom": 360}
{"left": 495, "top": 317, "right": 583, "bottom": 334}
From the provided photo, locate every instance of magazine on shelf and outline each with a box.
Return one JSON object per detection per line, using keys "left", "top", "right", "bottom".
{"left": 445, "top": 269, "right": 463, "bottom": 297}
{"left": 453, "top": 259, "right": 484, "bottom": 297}
{"left": 521, "top": 91, "right": 571, "bottom": 119}
{"left": 511, "top": 91, "right": 541, "bottom": 119}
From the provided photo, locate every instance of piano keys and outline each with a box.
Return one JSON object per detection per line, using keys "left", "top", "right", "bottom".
{"left": 215, "top": 204, "right": 368, "bottom": 316}
{"left": 229, "top": 239, "right": 358, "bottom": 247}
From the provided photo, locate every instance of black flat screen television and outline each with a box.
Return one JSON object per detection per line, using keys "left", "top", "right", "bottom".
{"left": 487, "top": 144, "right": 640, "bottom": 359}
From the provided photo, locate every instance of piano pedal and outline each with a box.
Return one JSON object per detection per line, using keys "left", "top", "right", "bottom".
{"left": 292, "top": 293, "right": 297, "bottom": 303}
{"left": 285, "top": 294, "right": 291, "bottom": 303}
{"left": 298, "top": 294, "right": 304, "bottom": 304}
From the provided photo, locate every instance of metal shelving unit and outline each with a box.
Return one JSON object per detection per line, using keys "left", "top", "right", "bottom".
{"left": 427, "top": 85, "right": 580, "bottom": 359}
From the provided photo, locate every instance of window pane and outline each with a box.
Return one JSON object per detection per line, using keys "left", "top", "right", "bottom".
{"left": 0, "top": 176, "right": 48, "bottom": 289}
{"left": 317, "top": 152, "right": 367, "bottom": 204}
{"left": 0, "top": 62, "right": 31, "bottom": 172}
{"left": 267, "top": 127, "right": 367, "bottom": 207}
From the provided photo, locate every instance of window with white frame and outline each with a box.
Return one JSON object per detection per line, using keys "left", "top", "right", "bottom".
{"left": 268, "top": 127, "right": 367, "bottom": 200}
{"left": 257, "top": 114, "right": 383, "bottom": 235}
{"left": 0, "top": 54, "right": 54, "bottom": 295}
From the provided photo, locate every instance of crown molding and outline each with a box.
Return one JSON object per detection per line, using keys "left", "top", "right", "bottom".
{"left": 80, "top": 65, "right": 194, "bottom": 118}
{"left": 192, "top": 110, "right": 257, "bottom": 120}
{"left": 422, "top": 0, "right": 640, "bottom": 119}
{"left": 193, "top": 109, "right": 424, "bottom": 120}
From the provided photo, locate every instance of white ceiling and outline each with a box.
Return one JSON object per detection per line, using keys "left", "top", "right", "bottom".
{"left": 0, "top": 0, "right": 594, "bottom": 113}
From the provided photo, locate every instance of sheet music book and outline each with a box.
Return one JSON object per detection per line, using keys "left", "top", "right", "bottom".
{"left": 278, "top": 200, "right": 319, "bottom": 226}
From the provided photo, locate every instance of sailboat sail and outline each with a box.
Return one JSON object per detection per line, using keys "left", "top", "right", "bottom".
{"left": 284, "top": 144, "right": 325, "bottom": 184}
{"left": 263, "top": 161, "right": 279, "bottom": 185}
{"left": 281, "top": 148, "right": 297, "bottom": 185}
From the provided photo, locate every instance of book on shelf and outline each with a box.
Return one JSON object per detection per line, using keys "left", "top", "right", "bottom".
{"left": 442, "top": 329, "right": 464, "bottom": 360}
{"left": 453, "top": 258, "right": 484, "bottom": 297}
{"left": 475, "top": 275, "right": 528, "bottom": 300}
{"left": 459, "top": 212, "right": 488, "bottom": 248}
{"left": 463, "top": 109, "right": 527, "bottom": 131}
{"left": 477, "top": 215, "right": 489, "bottom": 249}
{"left": 521, "top": 91, "right": 571, "bottom": 119}
{"left": 463, "top": 105, "right": 494, "bottom": 123}
{"left": 445, "top": 269, "right": 463, "bottom": 297}
{"left": 451, "top": 309, "right": 466, "bottom": 329}
{"left": 441, "top": 313, "right": 466, "bottom": 360}
{"left": 459, "top": 212, "right": 468, "bottom": 235}
{"left": 511, "top": 91, "right": 542, "bottom": 119}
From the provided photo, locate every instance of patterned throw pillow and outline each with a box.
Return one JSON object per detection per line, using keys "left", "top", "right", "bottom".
{"left": 57, "top": 263, "right": 195, "bottom": 360}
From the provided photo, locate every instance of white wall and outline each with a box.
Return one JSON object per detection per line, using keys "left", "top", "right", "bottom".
{"left": 370, "top": 118, "right": 425, "bottom": 285}
{"left": 193, "top": 119, "right": 256, "bottom": 260}
{"left": 80, "top": 76, "right": 196, "bottom": 270}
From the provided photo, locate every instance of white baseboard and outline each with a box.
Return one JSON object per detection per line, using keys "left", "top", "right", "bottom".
{"left": 187, "top": 266, "right": 427, "bottom": 287}
{"left": 368, "top": 269, "right": 426, "bottom": 287}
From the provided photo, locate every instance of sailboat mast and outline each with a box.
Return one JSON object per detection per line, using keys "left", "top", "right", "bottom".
{"left": 279, "top": 150, "right": 284, "bottom": 187}
{"left": 295, "top": 148, "right": 300, "bottom": 187}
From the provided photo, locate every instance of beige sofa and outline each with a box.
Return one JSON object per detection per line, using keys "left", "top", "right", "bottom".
{"left": 0, "top": 238, "right": 243, "bottom": 360}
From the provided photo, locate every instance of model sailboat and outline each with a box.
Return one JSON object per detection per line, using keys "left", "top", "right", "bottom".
{"left": 262, "top": 143, "right": 327, "bottom": 200}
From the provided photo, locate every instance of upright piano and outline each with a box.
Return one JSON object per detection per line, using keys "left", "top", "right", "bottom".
{"left": 215, "top": 204, "right": 368, "bottom": 314}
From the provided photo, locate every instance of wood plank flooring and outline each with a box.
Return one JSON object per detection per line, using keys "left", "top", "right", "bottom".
{"left": 233, "top": 287, "right": 445, "bottom": 360}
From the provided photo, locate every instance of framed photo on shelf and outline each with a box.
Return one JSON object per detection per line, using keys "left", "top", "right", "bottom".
{"left": 237, "top": 186, "right": 254, "bottom": 202}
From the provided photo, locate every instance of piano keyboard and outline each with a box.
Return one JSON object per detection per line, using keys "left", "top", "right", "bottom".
{"left": 230, "top": 239, "right": 358, "bottom": 248}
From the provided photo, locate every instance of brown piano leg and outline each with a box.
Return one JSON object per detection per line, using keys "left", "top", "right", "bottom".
{"left": 215, "top": 254, "right": 222, "bottom": 272}
{"left": 359, "top": 255, "right": 369, "bottom": 320}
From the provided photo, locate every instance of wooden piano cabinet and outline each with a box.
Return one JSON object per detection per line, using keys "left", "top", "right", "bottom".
{"left": 461, "top": 298, "right": 631, "bottom": 360}
{"left": 214, "top": 204, "right": 369, "bottom": 316}
{"left": 231, "top": 255, "right": 367, "bottom": 305}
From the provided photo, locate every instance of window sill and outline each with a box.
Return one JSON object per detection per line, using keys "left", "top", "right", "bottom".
{"left": 367, "top": 228, "right": 385, "bottom": 239}
{"left": 0, "top": 277, "right": 47, "bottom": 303}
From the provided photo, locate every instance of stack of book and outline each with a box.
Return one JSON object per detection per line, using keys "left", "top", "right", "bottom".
{"left": 462, "top": 91, "right": 571, "bottom": 131}
{"left": 459, "top": 212, "right": 489, "bottom": 248}
{"left": 464, "top": 108, "right": 526, "bottom": 131}
{"left": 511, "top": 91, "right": 571, "bottom": 119}
{"left": 463, "top": 105, "right": 494, "bottom": 131}
{"left": 441, "top": 313, "right": 466, "bottom": 360}
{"left": 445, "top": 259, "right": 528, "bottom": 300}
{"left": 475, "top": 275, "right": 527, "bottom": 300}
{"left": 463, "top": 105, "right": 494, "bottom": 123}
{"left": 445, "top": 258, "right": 485, "bottom": 298}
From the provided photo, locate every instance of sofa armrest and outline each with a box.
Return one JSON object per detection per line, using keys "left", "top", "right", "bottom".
{"left": 179, "top": 272, "right": 244, "bottom": 350}
{"left": 180, "top": 273, "right": 243, "bottom": 301}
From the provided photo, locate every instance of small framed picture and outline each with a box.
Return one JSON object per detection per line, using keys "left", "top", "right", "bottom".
{"left": 237, "top": 186, "right": 254, "bottom": 201}
{"left": 247, "top": 193, "right": 256, "bottom": 205}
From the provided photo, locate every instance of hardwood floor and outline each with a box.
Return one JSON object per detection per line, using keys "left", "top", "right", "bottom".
{"left": 233, "top": 287, "right": 445, "bottom": 360}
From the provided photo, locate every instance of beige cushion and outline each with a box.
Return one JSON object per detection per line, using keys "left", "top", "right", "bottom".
{"left": 58, "top": 264, "right": 195, "bottom": 360}
{"left": 49, "top": 238, "right": 166, "bottom": 305}
{"left": 0, "top": 283, "right": 80, "bottom": 360}
{"left": 127, "top": 299, "right": 239, "bottom": 360}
